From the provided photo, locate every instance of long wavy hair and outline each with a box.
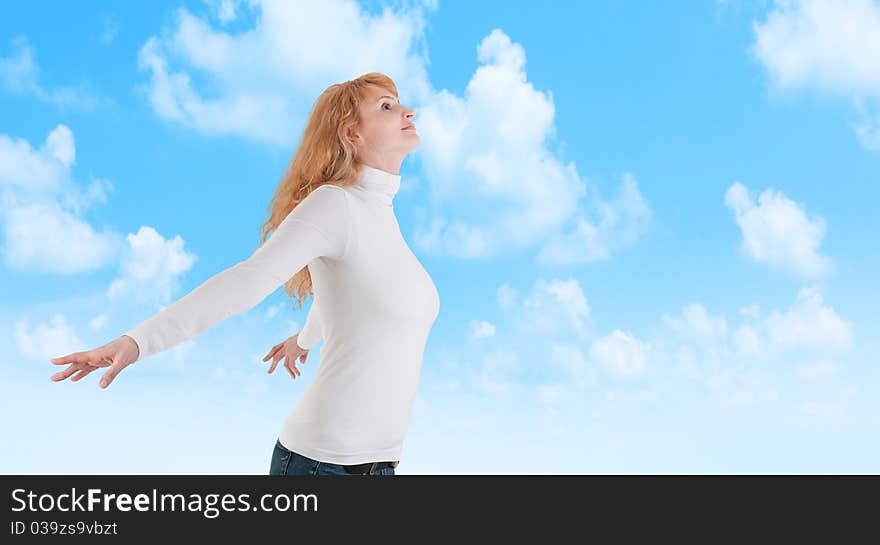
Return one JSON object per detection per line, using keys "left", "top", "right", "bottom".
{"left": 259, "top": 72, "right": 399, "bottom": 311}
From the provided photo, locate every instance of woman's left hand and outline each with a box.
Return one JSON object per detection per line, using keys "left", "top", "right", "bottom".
{"left": 263, "top": 334, "right": 308, "bottom": 380}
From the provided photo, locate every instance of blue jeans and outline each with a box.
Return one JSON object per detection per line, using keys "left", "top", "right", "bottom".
{"left": 269, "top": 438, "right": 396, "bottom": 476}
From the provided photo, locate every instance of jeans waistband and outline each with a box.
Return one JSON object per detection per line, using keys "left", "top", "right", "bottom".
{"left": 342, "top": 460, "right": 398, "bottom": 474}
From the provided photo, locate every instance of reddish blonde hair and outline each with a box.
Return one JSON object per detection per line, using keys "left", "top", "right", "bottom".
{"left": 259, "top": 72, "right": 399, "bottom": 310}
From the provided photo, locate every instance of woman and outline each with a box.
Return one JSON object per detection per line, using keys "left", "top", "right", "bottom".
{"left": 49, "top": 73, "right": 440, "bottom": 476}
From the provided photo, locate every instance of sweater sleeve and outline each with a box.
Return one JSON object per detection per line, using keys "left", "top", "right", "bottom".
{"left": 122, "top": 185, "right": 350, "bottom": 363}
{"left": 296, "top": 302, "right": 322, "bottom": 350}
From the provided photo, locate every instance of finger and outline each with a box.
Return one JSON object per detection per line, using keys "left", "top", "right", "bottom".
{"left": 71, "top": 366, "right": 97, "bottom": 382}
{"left": 50, "top": 363, "right": 85, "bottom": 382}
{"left": 98, "top": 358, "right": 126, "bottom": 389}
{"left": 267, "top": 355, "right": 280, "bottom": 374}
{"left": 263, "top": 344, "right": 282, "bottom": 362}
{"left": 283, "top": 357, "right": 295, "bottom": 380}
{"left": 299, "top": 353, "right": 307, "bottom": 364}
{"left": 283, "top": 357, "right": 296, "bottom": 380}
{"left": 50, "top": 353, "right": 84, "bottom": 366}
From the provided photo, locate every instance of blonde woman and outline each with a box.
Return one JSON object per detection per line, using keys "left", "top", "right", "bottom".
{"left": 49, "top": 73, "right": 440, "bottom": 476}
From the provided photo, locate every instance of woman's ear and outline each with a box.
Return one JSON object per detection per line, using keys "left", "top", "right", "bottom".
{"left": 345, "top": 125, "right": 361, "bottom": 147}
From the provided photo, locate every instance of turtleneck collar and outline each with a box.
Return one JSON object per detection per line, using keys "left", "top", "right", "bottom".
{"left": 352, "top": 163, "right": 401, "bottom": 207}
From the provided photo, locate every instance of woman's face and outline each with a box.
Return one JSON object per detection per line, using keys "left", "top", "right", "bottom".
{"left": 348, "top": 85, "right": 419, "bottom": 161}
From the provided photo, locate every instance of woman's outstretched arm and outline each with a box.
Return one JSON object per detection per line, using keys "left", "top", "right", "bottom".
{"left": 121, "top": 185, "right": 350, "bottom": 363}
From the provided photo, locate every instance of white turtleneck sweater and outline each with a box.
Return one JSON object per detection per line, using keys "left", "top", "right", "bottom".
{"left": 122, "top": 164, "right": 441, "bottom": 465}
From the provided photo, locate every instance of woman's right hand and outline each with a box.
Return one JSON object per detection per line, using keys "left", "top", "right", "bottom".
{"left": 50, "top": 335, "right": 141, "bottom": 389}
{"left": 263, "top": 334, "right": 309, "bottom": 380}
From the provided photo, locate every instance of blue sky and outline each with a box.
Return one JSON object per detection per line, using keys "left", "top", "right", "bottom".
{"left": 1, "top": 0, "right": 878, "bottom": 474}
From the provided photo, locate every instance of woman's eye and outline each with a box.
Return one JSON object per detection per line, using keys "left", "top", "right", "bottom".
{"left": 383, "top": 103, "right": 392, "bottom": 110}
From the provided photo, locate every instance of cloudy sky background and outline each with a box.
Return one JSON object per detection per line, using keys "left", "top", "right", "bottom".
{"left": 1, "top": 0, "right": 878, "bottom": 474}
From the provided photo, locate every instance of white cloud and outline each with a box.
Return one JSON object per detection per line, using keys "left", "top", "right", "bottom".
{"left": 536, "top": 172, "right": 652, "bottom": 264}
{"left": 704, "top": 365, "right": 780, "bottom": 406}
{"left": 588, "top": 330, "right": 648, "bottom": 380}
{"left": 3, "top": 201, "right": 123, "bottom": 273}
{"left": 0, "top": 124, "right": 196, "bottom": 293}
{"left": 0, "top": 124, "right": 74, "bottom": 195}
{"left": 496, "top": 283, "right": 518, "bottom": 310}
{"left": 264, "top": 302, "right": 285, "bottom": 319}
{"left": 469, "top": 319, "right": 496, "bottom": 340}
{"left": 852, "top": 96, "right": 880, "bottom": 151}
{"left": 474, "top": 349, "right": 520, "bottom": 395}
{"left": 413, "top": 216, "right": 498, "bottom": 258}
{"left": 763, "top": 285, "right": 853, "bottom": 351}
{"left": 462, "top": 268, "right": 852, "bottom": 410}
{"left": 731, "top": 324, "right": 762, "bottom": 359}
{"left": 518, "top": 276, "right": 592, "bottom": 340}
{"left": 203, "top": 0, "right": 243, "bottom": 24}
{"left": 480, "top": 279, "right": 851, "bottom": 405}
{"left": 0, "top": 125, "right": 124, "bottom": 273}
{"left": 89, "top": 313, "right": 108, "bottom": 332}
{"left": 0, "top": 124, "right": 202, "bottom": 373}
{"left": 659, "top": 284, "right": 851, "bottom": 368}
{"left": 107, "top": 226, "right": 198, "bottom": 307}
{"left": 545, "top": 342, "right": 597, "bottom": 389}
{"left": 662, "top": 303, "right": 729, "bottom": 346}
{"left": 479, "top": 277, "right": 596, "bottom": 388}
{"left": 466, "top": 281, "right": 613, "bottom": 393}
{"left": 44, "top": 124, "right": 76, "bottom": 167}
{"left": 648, "top": 283, "right": 853, "bottom": 408}
{"left": 0, "top": 121, "right": 201, "bottom": 379}
{"left": 218, "top": 1, "right": 237, "bottom": 23}
{"left": 0, "top": 35, "right": 100, "bottom": 110}
{"left": 414, "top": 29, "right": 651, "bottom": 262}
{"left": 750, "top": 0, "right": 880, "bottom": 150}
{"left": 14, "top": 313, "right": 83, "bottom": 362}
{"left": 751, "top": 0, "right": 880, "bottom": 99}
{"left": 725, "top": 181, "right": 831, "bottom": 278}
{"left": 136, "top": 0, "right": 436, "bottom": 145}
